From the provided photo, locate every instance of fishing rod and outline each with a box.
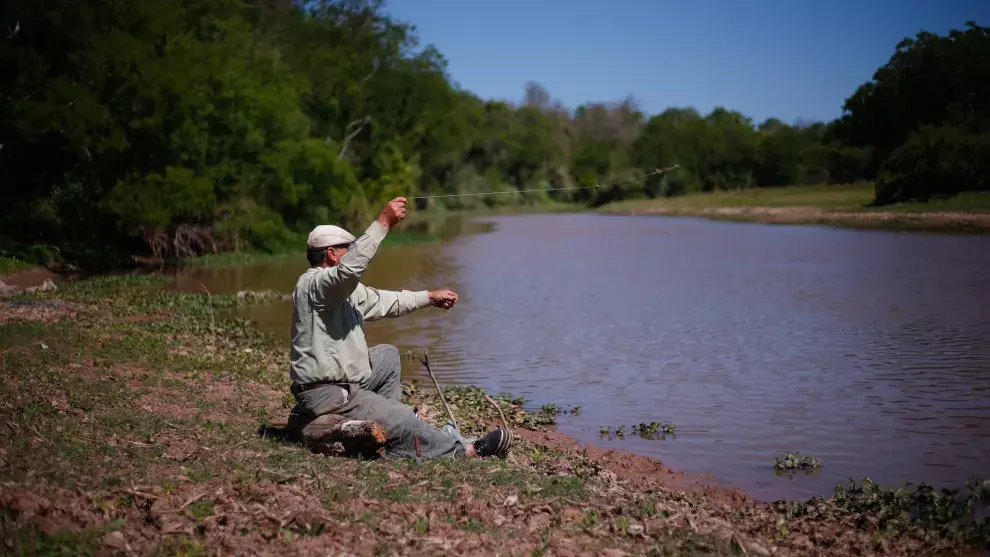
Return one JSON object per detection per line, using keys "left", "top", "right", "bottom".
{"left": 409, "top": 164, "right": 681, "bottom": 201}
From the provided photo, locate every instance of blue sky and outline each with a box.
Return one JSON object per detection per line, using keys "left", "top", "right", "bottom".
{"left": 383, "top": 0, "right": 989, "bottom": 125}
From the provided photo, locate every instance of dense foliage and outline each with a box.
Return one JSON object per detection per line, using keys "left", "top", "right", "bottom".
{"left": 1, "top": 0, "right": 987, "bottom": 268}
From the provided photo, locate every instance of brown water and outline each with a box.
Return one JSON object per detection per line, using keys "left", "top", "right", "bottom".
{"left": 173, "top": 212, "right": 990, "bottom": 502}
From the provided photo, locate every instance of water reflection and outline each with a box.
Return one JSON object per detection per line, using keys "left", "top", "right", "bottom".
{"left": 174, "top": 212, "right": 990, "bottom": 502}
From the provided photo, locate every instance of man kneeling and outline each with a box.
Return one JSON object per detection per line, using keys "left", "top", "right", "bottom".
{"left": 288, "top": 196, "right": 513, "bottom": 460}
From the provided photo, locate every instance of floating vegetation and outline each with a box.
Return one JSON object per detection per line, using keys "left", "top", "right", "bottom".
{"left": 599, "top": 422, "right": 676, "bottom": 441}
{"left": 770, "top": 478, "right": 990, "bottom": 549}
{"left": 635, "top": 421, "right": 676, "bottom": 436}
{"left": 773, "top": 452, "right": 822, "bottom": 473}
{"left": 235, "top": 289, "right": 291, "bottom": 303}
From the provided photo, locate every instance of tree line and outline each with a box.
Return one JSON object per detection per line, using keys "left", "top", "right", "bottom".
{"left": 1, "top": 0, "right": 987, "bottom": 268}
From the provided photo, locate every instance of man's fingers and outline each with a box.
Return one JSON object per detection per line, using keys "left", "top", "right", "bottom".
{"left": 429, "top": 290, "right": 458, "bottom": 309}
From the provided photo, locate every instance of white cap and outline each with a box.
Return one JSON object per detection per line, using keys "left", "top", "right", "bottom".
{"left": 307, "top": 225, "right": 355, "bottom": 249}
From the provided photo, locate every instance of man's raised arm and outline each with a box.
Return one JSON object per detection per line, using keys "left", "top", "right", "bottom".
{"left": 312, "top": 197, "right": 407, "bottom": 304}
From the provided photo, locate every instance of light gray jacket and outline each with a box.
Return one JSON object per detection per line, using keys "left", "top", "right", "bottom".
{"left": 289, "top": 220, "right": 431, "bottom": 385}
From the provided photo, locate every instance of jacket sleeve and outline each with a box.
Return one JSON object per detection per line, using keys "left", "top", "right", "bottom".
{"left": 351, "top": 283, "right": 431, "bottom": 322}
{"left": 312, "top": 220, "right": 388, "bottom": 305}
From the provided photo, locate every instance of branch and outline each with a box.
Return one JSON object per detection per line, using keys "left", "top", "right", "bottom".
{"left": 338, "top": 116, "right": 371, "bottom": 159}
{"left": 358, "top": 60, "right": 378, "bottom": 88}
{"left": 420, "top": 351, "right": 458, "bottom": 431}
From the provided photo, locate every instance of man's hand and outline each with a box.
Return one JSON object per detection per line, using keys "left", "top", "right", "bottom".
{"left": 377, "top": 197, "right": 408, "bottom": 230}
{"left": 428, "top": 289, "right": 458, "bottom": 310}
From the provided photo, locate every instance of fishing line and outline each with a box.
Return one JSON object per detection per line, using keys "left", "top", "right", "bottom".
{"left": 394, "top": 163, "right": 681, "bottom": 416}
{"left": 398, "top": 163, "right": 680, "bottom": 356}
{"left": 409, "top": 164, "right": 680, "bottom": 200}
{"left": 394, "top": 226, "right": 449, "bottom": 362}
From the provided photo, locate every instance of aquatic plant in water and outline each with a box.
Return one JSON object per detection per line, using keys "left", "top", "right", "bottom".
{"left": 598, "top": 422, "right": 676, "bottom": 440}
{"left": 773, "top": 452, "right": 822, "bottom": 471}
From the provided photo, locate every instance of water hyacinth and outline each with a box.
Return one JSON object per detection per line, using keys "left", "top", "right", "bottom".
{"left": 599, "top": 422, "right": 676, "bottom": 440}
{"left": 773, "top": 452, "right": 822, "bottom": 472}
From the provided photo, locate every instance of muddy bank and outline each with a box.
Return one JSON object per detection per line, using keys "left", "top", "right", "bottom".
{"left": 0, "top": 267, "right": 61, "bottom": 298}
{"left": 1, "top": 279, "right": 988, "bottom": 556}
{"left": 605, "top": 205, "right": 990, "bottom": 232}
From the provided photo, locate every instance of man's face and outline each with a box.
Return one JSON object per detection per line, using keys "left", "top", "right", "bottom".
{"left": 323, "top": 245, "right": 349, "bottom": 267}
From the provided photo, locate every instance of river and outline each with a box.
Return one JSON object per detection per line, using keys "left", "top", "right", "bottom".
{"left": 172, "top": 212, "right": 990, "bottom": 502}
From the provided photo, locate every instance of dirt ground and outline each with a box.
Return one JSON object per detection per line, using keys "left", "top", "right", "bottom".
{"left": 1, "top": 276, "right": 987, "bottom": 556}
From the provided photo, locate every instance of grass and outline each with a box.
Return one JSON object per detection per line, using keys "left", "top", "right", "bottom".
{"left": 599, "top": 184, "right": 990, "bottom": 232}
{"left": 875, "top": 190, "right": 990, "bottom": 213}
{"left": 603, "top": 183, "right": 877, "bottom": 212}
{"left": 2, "top": 276, "right": 988, "bottom": 556}
{"left": 602, "top": 183, "right": 990, "bottom": 213}
{"left": 0, "top": 256, "right": 42, "bottom": 277}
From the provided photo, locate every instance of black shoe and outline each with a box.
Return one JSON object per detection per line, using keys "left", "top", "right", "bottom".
{"left": 473, "top": 428, "right": 514, "bottom": 458}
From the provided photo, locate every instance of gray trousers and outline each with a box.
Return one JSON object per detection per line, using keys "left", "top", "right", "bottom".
{"left": 291, "top": 344, "right": 469, "bottom": 459}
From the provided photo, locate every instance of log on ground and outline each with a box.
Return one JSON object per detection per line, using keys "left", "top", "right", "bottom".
{"left": 286, "top": 413, "right": 387, "bottom": 458}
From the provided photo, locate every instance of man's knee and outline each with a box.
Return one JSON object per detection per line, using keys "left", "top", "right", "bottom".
{"left": 370, "top": 343, "right": 399, "bottom": 360}
{"left": 370, "top": 344, "right": 400, "bottom": 371}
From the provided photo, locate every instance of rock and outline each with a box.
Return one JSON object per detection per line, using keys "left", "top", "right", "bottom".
{"left": 503, "top": 495, "right": 518, "bottom": 507}
{"left": 0, "top": 284, "right": 22, "bottom": 297}
{"left": 39, "top": 279, "right": 56, "bottom": 292}
{"left": 22, "top": 279, "right": 57, "bottom": 294}
{"left": 627, "top": 523, "right": 644, "bottom": 536}
{"left": 102, "top": 531, "right": 126, "bottom": 550}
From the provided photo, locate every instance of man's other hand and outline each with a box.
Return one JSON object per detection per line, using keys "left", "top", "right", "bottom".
{"left": 428, "top": 289, "right": 458, "bottom": 310}
{"left": 377, "top": 197, "right": 408, "bottom": 230}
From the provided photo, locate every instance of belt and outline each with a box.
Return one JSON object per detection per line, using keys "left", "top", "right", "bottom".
{"left": 290, "top": 380, "right": 347, "bottom": 396}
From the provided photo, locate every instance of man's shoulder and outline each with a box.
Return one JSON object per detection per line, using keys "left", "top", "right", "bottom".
{"left": 293, "top": 267, "right": 320, "bottom": 289}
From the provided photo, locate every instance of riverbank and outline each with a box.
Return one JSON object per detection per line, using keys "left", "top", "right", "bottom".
{"left": 2, "top": 276, "right": 987, "bottom": 555}
{"left": 599, "top": 185, "right": 990, "bottom": 233}
{"left": 0, "top": 257, "right": 59, "bottom": 298}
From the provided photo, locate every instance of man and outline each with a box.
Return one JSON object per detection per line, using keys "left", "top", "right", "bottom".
{"left": 288, "top": 196, "right": 513, "bottom": 460}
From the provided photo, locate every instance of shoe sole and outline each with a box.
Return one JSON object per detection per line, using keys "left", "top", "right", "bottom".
{"left": 491, "top": 428, "right": 514, "bottom": 458}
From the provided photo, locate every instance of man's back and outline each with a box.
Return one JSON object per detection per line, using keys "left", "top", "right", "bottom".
{"left": 289, "top": 267, "right": 372, "bottom": 386}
